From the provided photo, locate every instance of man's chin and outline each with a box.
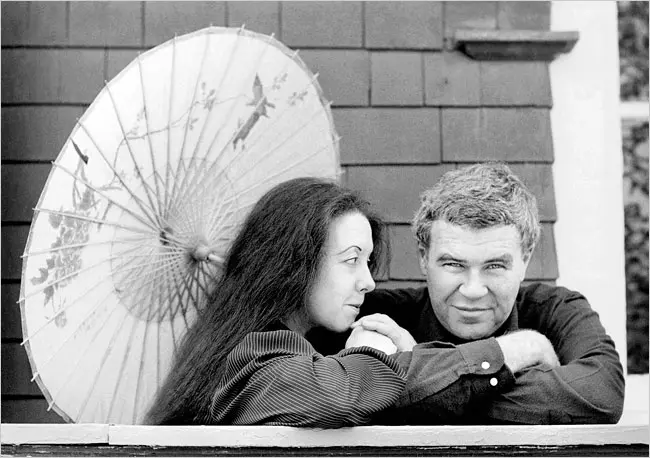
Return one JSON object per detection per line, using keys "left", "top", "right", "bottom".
{"left": 451, "top": 325, "right": 493, "bottom": 341}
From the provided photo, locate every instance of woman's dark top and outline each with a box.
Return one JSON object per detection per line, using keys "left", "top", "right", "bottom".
{"left": 208, "top": 325, "right": 406, "bottom": 427}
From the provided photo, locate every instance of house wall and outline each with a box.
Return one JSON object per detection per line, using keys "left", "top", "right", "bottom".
{"left": 2, "top": 1, "right": 560, "bottom": 423}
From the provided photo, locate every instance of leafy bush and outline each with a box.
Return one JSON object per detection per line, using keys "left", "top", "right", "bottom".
{"left": 618, "top": 1, "right": 649, "bottom": 101}
{"left": 622, "top": 120, "right": 649, "bottom": 374}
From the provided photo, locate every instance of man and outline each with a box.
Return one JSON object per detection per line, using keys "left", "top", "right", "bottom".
{"left": 311, "top": 163, "right": 624, "bottom": 424}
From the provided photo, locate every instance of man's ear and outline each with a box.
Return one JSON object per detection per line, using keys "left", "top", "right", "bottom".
{"left": 520, "top": 251, "right": 533, "bottom": 282}
{"left": 417, "top": 243, "right": 428, "bottom": 276}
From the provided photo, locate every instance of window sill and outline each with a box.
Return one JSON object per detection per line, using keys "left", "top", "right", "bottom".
{"left": 1, "top": 424, "right": 648, "bottom": 456}
{"left": 454, "top": 29, "right": 580, "bottom": 61}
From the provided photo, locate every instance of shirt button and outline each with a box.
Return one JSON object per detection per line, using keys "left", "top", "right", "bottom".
{"left": 481, "top": 361, "right": 491, "bottom": 370}
{"left": 490, "top": 377, "right": 498, "bottom": 386}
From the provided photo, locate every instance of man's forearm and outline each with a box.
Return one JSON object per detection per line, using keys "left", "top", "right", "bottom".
{"left": 389, "top": 339, "right": 515, "bottom": 421}
{"left": 473, "top": 358, "right": 624, "bottom": 424}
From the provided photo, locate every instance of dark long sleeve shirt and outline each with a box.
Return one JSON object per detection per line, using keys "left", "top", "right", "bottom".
{"left": 309, "top": 283, "right": 625, "bottom": 425}
{"left": 209, "top": 327, "right": 406, "bottom": 427}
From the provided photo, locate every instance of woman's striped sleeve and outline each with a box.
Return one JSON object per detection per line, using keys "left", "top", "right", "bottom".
{"left": 210, "top": 330, "right": 406, "bottom": 427}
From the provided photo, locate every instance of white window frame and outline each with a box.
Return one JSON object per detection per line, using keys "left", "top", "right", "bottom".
{"left": 550, "top": 1, "right": 648, "bottom": 425}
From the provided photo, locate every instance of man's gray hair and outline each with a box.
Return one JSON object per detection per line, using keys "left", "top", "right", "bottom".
{"left": 412, "top": 162, "right": 541, "bottom": 260}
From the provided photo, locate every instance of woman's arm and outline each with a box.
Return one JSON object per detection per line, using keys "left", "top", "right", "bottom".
{"left": 209, "top": 330, "right": 406, "bottom": 427}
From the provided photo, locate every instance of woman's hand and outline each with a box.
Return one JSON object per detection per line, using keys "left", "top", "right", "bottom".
{"left": 351, "top": 314, "right": 417, "bottom": 352}
{"left": 345, "top": 326, "right": 398, "bottom": 354}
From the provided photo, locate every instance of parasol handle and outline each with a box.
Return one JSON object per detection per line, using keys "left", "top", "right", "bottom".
{"left": 192, "top": 245, "right": 224, "bottom": 265}
{"left": 207, "top": 253, "right": 224, "bottom": 265}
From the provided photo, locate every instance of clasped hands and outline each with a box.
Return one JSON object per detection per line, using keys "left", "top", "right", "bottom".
{"left": 345, "top": 314, "right": 560, "bottom": 373}
{"left": 345, "top": 314, "right": 417, "bottom": 354}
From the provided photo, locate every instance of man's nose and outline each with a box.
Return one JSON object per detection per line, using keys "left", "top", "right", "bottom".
{"left": 358, "top": 264, "right": 376, "bottom": 293}
{"left": 458, "top": 270, "right": 488, "bottom": 299}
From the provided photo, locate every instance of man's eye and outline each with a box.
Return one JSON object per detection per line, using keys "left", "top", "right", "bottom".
{"left": 443, "top": 262, "right": 463, "bottom": 269}
{"left": 486, "top": 263, "right": 506, "bottom": 270}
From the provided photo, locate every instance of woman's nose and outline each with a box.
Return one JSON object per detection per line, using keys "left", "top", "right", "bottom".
{"left": 358, "top": 264, "right": 376, "bottom": 293}
{"left": 458, "top": 270, "right": 488, "bottom": 299}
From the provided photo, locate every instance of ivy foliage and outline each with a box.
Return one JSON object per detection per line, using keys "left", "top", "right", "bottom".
{"left": 618, "top": 1, "right": 649, "bottom": 101}
{"left": 618, "top": 2, "right": 648, "bottom": 374}
{"left": 622, "top": 120, "right": 649, "bottom": 374}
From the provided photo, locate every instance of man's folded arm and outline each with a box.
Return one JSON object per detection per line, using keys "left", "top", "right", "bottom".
{"left": 475, "top": 291, "right": 625, "bottom": 424}
{"left": 381, "top": 338, "right": 515, "bottom": 423}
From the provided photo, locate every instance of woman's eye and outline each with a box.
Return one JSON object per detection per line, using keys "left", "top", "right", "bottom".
{"left": 345, "top": 257, "right": 359, "bottom": 265}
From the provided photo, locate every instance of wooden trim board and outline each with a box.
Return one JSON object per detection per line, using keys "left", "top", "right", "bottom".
{"left": 2, "top": 424, "right": 647, "bottom": 447}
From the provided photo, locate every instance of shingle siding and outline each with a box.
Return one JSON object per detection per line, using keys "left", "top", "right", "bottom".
{"left": 144, "top": 1, "right": 226, "bottom": 47}
{"left": 1, "top": 1, "right": 68, "bottom": 46}
{"left": 281, "top": 2, "right": 363, "bottom": 48}
{"left": 365, "top": 2, "right": 444, "bottom": 50}
{"left": 69, "top": 1, "right": 143, "bottom": 47}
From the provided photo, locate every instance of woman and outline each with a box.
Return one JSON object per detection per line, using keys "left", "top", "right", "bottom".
{"left": 145, "top": 177, "right": 406, "bottom": 427}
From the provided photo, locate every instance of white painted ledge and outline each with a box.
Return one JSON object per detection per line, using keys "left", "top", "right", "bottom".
{"left": 2, "top": 424, "right": 648, "bottom": 447}
{"left": 0, "top": 423, "right": 109, "bottom": 445}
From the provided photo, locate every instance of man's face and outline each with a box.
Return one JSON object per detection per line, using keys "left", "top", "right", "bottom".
{"left": 419, "top": 221, "right": 530, "bottom": 341}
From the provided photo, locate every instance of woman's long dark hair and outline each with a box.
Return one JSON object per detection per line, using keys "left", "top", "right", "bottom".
{"left": 145, "top": 177, "right": 386, "bottom": 425}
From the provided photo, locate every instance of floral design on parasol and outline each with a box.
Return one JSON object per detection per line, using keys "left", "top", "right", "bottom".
{"left": 19, "top": 26, "right": 341, "bottom": 424}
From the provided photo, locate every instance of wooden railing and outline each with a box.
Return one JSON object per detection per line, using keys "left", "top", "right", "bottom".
{"left": 1, "top": 423, "right": 648, "bottom": 456}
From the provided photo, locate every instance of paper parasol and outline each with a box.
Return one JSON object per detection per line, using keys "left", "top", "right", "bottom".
{"left": 19, "top": 26, "right": 341, "bottom": 424}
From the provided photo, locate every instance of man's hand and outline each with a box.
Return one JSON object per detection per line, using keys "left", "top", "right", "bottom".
{"left": 496, "top": 330, "right": 560, "bottom": 373}
{"left": 345, "top": 326, "right": 398, "bottom": 354}
{"left": 351, "top": 314, "right": 417, "bottom": 352}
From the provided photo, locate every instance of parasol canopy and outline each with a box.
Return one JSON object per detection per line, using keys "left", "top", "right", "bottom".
{"left": 19, "top": 26, "right": 341, "bottom": 424}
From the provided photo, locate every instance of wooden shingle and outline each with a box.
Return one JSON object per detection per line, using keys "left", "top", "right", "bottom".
{"left": 1, "top": 49, "right": 104, "bottom": 104}
{"left": 2, "top": 343, "right": 42, "bottom": 396}
{"left": 497, "top": 1, "right": 551, "bottom": 31}
{"left": 281, "top": 2, "right": 363, "bottom": 48}
{"left": 442, "top": 108, "right": 553, "bottom": 162}
{"left": 365, "top": 2, "right": 443, "bottom": 50}
{"left": 424, "top": 51, "right": 481, "bottom": 106}
{"left": 1, "top": 107, "right": 84, "bottom": 162}
{"left": 70, "top": 1, "right": 143, "bottom": 47}
{"left": 480, "top": 61, "right": 552, "bottom": 107}
{"left": 226, "top": 2, "right": 280, "bottom": 38}
{"left": 144, "top": 2, "right": 225, "bottom": 48}
{"left": 1, "top": 1, "right": 68, "bottom": 46}
{"left": 335, "top": 108, "right": 441, "bottom": 164}
{"left": 1, "top": 226, "right": 29, "bottom": 281}
{"left": 1, "top": 399, "right": 65, "bottom": 424}
{"left": 1, "top": 284, "right": 22, "bottom": 340}
{"left": 345, "top": 165, "right": 456, "bottom": 223}
{"left": 299, "top": 50, "right": 370, "bottom": 106}
{"left": 1, "top": 164, "right": 51, "bottom": 223}
{"left": 371, "top": 52, "right": 423, "bottom": 106}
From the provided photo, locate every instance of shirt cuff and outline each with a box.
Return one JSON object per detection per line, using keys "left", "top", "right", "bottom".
{"left": 458, "top": 338, "right": 515, "bottom": 393}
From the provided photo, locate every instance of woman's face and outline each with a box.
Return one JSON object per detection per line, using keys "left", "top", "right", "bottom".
{"left": 303, "top": 211, "right": 376, "bottom": 334}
